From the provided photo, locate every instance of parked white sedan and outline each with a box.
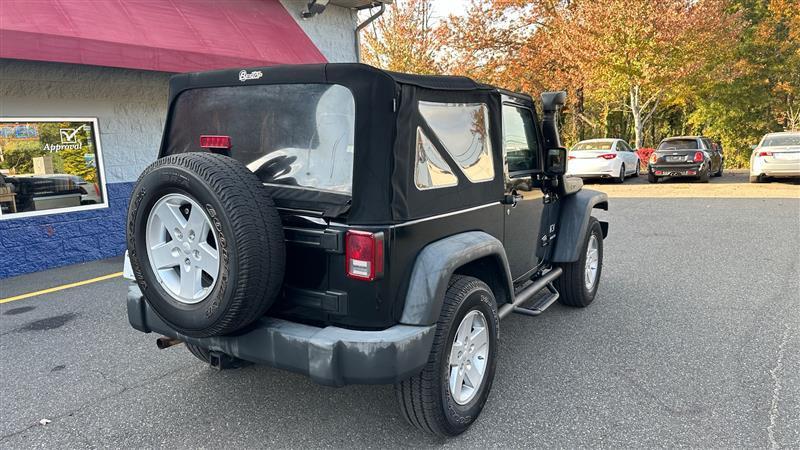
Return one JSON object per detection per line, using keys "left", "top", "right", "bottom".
{"left": 566, "top": 138, "right": 640, "bottom": 183}
{"left": 750, "top": 131, "right": 800, "bottom": 182}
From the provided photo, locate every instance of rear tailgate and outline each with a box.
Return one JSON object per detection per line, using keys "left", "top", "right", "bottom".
{"left": 273, "top": 213, "right": 395, "bottom": 330}
{"left": 770, "top": 146, "right": 800, "bottom": 161}
{"left": 652, "top": 150, "right": 703, "bottom": 165}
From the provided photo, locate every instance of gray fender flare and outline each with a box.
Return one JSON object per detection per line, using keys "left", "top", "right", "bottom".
{"left": 400, "top": 231, "right": 513, "bottom": 326}
{"left": 551, "top": 189, "right": 608, "bottom": 263}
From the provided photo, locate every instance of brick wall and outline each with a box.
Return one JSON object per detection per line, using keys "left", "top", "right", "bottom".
{"left": 0, "top": 183, "right": 133, "bottom": 278}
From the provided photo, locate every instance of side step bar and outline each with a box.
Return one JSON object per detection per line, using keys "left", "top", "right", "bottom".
{"left": 498, "top": 267, "right": 562, "bottom": 319}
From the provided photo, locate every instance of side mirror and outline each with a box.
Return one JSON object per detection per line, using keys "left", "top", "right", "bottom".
{"left": 544, "top": 147, "right": 567, "bottom": 176}
{"left": 540, "top": 91, "right": 566, "bottom": 150}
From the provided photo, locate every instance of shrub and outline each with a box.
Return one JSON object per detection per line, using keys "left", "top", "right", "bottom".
{"left": 636, "top": 147, "right": 655, "bottom": 170}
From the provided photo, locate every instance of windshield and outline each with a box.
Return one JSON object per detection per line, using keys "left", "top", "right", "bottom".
{"left": 572, "top": 141, "right": 614, "bottom": 151}
{"left": 762, "top": 134, "right": 800, "bottom": 147}
{"left": 658, "top": 139, "right": 699, "bottom": 150}
{"left": 168, "top": 84, "right": 355, "bottom": 193}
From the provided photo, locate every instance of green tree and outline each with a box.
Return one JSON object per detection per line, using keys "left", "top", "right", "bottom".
{"left": 0, "top": 140, "right": 47, "bottom": 174}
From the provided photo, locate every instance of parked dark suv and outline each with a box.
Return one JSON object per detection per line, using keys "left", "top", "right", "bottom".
{"left": 125, "top": 64, "right": 609, "bottom": 437}
{"left": 648, "top": 136, "right": 724, "bottom": 182}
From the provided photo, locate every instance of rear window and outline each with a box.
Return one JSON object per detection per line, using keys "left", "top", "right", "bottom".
{"left": 168, "top": 84, "right": 355, "bottom": 193}
{"left": 658, "top": 139, "right": 699, "bottom": 150}
{"left": 572, "top": 141, "right": 614, "bottom": 151}
{"left": 762, "top": 134, "right": 800, "bottom": 147}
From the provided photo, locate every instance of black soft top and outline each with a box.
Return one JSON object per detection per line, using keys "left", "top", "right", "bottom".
{"left": 160, "top": 64, "right": 533, "bottom": 224}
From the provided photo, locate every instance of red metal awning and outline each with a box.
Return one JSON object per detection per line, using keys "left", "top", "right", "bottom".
{"left": 0, "top": 0, "right": 328, "bottom": 73}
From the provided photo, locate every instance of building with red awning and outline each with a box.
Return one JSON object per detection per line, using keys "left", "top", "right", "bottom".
{"left": 0, "top": 0, "right": 388, "bottom": 278}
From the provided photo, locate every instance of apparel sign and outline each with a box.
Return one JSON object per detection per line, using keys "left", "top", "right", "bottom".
{"left": 0, "top": 118, "right": 108, "bottom": 219}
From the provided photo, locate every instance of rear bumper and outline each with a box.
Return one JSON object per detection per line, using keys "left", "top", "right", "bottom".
{"left": 566, "top": 159, "right": 618, "bottom": 178}
{"left": 752, "top": 158, "right": 800, "bottom": 177}
{"left": 127, "top": 286, "right": 435, "bottom": 386}
{"left": 649, "top": 164, "right": 703, "bottom": 177}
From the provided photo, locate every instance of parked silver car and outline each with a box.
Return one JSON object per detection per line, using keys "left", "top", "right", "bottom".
{"left": 750, "top": 131, "right": 800, "bottom": 183}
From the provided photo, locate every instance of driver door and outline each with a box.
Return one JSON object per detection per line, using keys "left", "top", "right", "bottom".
{"left": 501, "top": 102, "right": 544, "bottom": 281}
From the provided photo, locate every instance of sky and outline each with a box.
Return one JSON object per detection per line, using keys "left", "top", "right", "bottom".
{"left": 430, "top": 1, "right": 469, "bottom": 20}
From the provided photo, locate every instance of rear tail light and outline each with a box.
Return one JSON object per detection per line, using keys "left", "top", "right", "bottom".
{"left": 568, "top": 155, "right": 576, "bottom": 160}
{"left": 598, "top": 153, "right": 616, "bottom": 160}
{"left": 200, "top": 135, "right": 232, "bottom": 150}
{"left": 649, "top": 153, "right": 658, "bottom": 164}
{"left": 345, "top": 230, "right": 384, "bottom": 281}
{"left": 758, "top": 150, "right": 773, "bottom": 157}
{"left": 693, "top": 151, "right": 704, "bottom": 162}
{"left": 655, "top": 170, "right": 663, "bottom": 175}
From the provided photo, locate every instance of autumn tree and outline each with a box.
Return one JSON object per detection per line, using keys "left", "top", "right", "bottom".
{"left": 360, "top": 0, "right": 442, "bottom": 74}
{"left": 550, "top": 0, "right": 742, "bottom": 149}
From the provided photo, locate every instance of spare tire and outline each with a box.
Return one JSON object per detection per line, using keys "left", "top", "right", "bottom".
{"left": 127, "top": 152, "right": 285, "bottom": 337}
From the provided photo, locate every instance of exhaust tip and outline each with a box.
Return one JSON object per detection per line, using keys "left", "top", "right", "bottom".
{"left": 156, "top": 336, "right": 182, "bottom": 349}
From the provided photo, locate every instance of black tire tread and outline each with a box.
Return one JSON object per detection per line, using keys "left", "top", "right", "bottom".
{"left": 395, "top": 275, "right": 492, "bottom": 437}
{"left": 186, "top": 343, "right": 211, "bottom": 363}
{"left": 554, "top": 217, "right": 602, "bottom": 307}
{"left": 128, "top": 152, "right": 285, "bottom": 337}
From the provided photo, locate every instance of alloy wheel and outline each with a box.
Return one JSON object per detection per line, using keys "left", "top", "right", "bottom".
{"left": 448, "top": 310, "right": 490, "bottom": 405}
{"left": 145, "top": 193, "right": 220, "bottom": 304}
{"left": 584, "top": 234, "right": 599, "bottom": 290}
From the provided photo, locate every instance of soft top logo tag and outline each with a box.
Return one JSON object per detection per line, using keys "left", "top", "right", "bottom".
{"left": 239, "top": 70, "right": 263, "bottom": 82}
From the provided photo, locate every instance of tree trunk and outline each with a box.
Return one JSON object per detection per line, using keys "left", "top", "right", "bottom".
{"left": 630, "top": 85, "right": 645, "bottom": 149}
{"left": 576, "top": 86, "right": 585, "bottom": 141}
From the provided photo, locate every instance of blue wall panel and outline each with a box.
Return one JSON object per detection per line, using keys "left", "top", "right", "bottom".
{"left": 0, "top": 182, "right": 133, "bottom": 279}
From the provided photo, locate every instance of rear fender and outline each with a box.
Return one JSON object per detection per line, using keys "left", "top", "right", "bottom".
{"left": 399, "top": 231, "right": 513, "bottom": 326}
{"left": 551, "top": 189, "right": 608, "bottom": 263}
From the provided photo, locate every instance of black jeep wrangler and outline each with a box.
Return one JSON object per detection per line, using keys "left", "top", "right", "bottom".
{"left": 125, "top": 64, "right": 609, "bottom": 437}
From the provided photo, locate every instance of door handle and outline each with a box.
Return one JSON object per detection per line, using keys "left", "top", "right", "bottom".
{"left": 502, "top": 193, "right": 524, "bottom": 207}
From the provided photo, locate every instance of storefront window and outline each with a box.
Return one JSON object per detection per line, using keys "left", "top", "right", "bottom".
{"left": 0, "top": 118, "right": 107, "bottom": 219}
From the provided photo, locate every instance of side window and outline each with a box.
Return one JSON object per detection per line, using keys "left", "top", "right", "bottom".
{"left": 414, "top": 127, "right": 458, "bottom": 190}
{"left": 418, "top": 101, "right": 495, "bottom": 184}
{"left": 501, "top": 104, "right": 539, "bottom": 174}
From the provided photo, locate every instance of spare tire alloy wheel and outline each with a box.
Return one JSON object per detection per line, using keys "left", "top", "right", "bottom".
{"left": 128, "top": 152, "right": 285, "bottom": 338}
{"left": 146, "top": 193, "right": 219, "bottom": 304}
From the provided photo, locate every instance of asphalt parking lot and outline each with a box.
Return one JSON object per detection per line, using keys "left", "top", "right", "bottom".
{"left": 1, "top": 182, "right": 799, "bottom": 448}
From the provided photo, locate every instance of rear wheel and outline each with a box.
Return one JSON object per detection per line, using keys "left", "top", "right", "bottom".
{"left": 750, "top": 174, "right": 764, "bottom": 183}
{"left": 186, "top": 343, "right": 211, "bottom": 363}
{"left": 633, "top": 162, "right": 640, "bottom": 177}
{"left": 616, "top": 164, "right": 625, "bottom": 183}
{"left": 554, "top": 217, "right": 603, "bottom": 307}
{"left": 648, "top": 172, "right": 658, "bottom": 183}
{"left": 698, "top": 166, "right": 710, "bottom": 183}
{"left": 396, "top": 275, "right": 499, "bottom": 437}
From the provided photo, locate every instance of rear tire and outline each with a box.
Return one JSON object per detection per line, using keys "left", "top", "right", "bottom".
{"left": 554, "top": 217, "right": 603, "bottom": 308}
{"left": 633, "top": 162, "right": 640, "bottom": 177}
{"left": 698, "top": 166, "right": 710, "bottom": 183}
{"left": 648, "top": 172, "right": 658, "bottom": 183}
{"left": 750, "top": 174, "right": 764, "bottom": 183}
{"left": 186, "top": 343, "right": 211, "bottom": 363}
{"left": 616, "top": 165, "right": 625, "bottom": 184}
{"left": 396, "top": 275, "right": 499, "bottom": 437}
{"left": 127, "top": 152, "right": 285, "bottom": 338}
